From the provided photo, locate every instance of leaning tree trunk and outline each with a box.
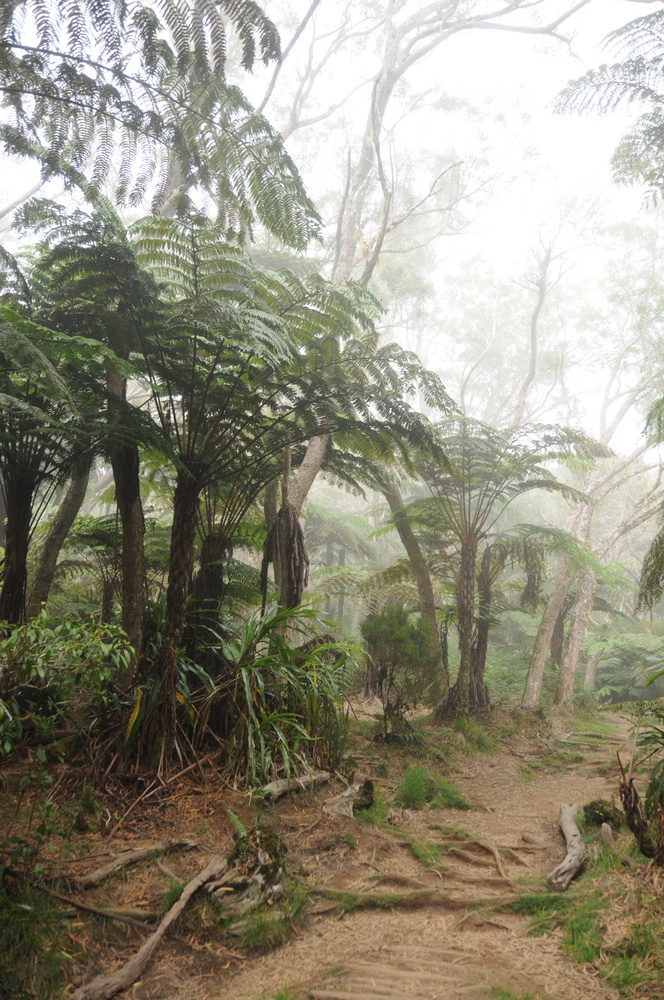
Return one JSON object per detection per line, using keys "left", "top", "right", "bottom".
{"left": 0, "top": 477, "right": 34, "bottom": 626}
{"left": 549, "top": 606, "right": 565, "bottom": 667}
{"left": 261, "top": 446, "right": 312, "bottom": 611}
{"left": 27, "top": 453, "right": 92, "bottom": 617}
{"left": 383, "top": 483, "right": 449, "bottom": 696}
{"left": 521, "top": 558, "right": 575, "bottom": 710}
{"left": 557, "top": 568, "right": 596, "bottom": 705}
{"left": 583, "top": 650, "right": 602, "bottom": 690}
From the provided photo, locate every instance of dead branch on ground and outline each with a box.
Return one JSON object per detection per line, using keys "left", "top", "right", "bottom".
{"left": 70, "top": 856, "right": 226, "bottom": 1000}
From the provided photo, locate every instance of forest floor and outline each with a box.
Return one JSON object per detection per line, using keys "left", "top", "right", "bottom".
{"left": 4, "top": 705, "right": 663, "bottom": 1000}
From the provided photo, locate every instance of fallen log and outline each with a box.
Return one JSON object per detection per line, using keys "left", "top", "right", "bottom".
{"left": 261, "top": 770, "right": 331, "bottom": 800}
{"left": 547, "top": 803, "right": 586, "bottom": 891}
{"left": 76, "top": 838, "right": 198, "bottom": 888}
{"left": 70, "top": 855, "right": 226, "bottom": 1000}
{"left": 324, "top": 779, "right": 374, "bottom": 818}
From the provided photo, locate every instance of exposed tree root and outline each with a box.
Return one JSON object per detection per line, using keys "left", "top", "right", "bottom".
{"left": 315, "top": 887, "right": 517, "bottom": 912}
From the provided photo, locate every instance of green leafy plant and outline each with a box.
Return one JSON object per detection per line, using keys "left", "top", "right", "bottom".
{"left": 0, "top": 613, "right": 133, "bottom": 757}
{"left": 196, "top": 605, "right": 357, "bottom": 785}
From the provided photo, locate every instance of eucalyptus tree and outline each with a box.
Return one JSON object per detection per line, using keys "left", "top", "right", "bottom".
{"left": 407, "top": 416, "right": 606, "bottom": 727}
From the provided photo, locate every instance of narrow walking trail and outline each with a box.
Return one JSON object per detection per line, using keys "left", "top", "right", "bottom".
{"left": 202, "top": 717, "right": 631, "bottom": 1000}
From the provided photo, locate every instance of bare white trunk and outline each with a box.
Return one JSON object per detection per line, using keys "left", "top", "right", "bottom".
{"left": 521, "top": 559, "right": 575, "bottom": 710}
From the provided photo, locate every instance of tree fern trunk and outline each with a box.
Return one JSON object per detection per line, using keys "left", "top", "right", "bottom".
{"left": 0, "top": 478, "right": 33, "bottom": 625}
{"left": 469, "top": 574, "right": 491, "bottom": 709}
{"left": 111, "top": 442, "right": 144, "bottom": 658}
{"left": 27, "top": 453, "right": 92, "bottom": 617}
{"left": 155, "top": 471, "right": 201, "bottom": 772}
{"left": 107, "top": 333, "right": 144, "bottom": 660}
{"left": 454, "top": 540, "right": 477, "bottom": 730}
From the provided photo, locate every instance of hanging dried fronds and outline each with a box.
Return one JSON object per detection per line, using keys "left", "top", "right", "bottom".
{"left": 618, "top": 751, "right": 657, "bottom": 858}
{"left": 261, "top": 501, "right": 309, "bottom": 609}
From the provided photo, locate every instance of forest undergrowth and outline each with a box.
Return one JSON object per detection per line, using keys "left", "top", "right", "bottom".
{"left": 2, "top": 703, "right": 663, "bottom": 1000}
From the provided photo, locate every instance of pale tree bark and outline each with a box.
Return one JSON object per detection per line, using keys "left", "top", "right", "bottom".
{"left": 27, "top": 453, "right": 92, "bottom": 617}
{"left": 287, "top": 435, "right": 329, "bottom": 513}
{"left": 557, "top": 567, "right": 596, "bottom": 704}
{"left": 583, "top": 651, "right": 602, "bottom": 690}
{"left": 522, "top": 557, "right": 576, "bottom": 710}
{"left": 511, "top": 242, "right": 560, "bottom": 427}
{"left": 554, "top": 464, "right": 664, "bottom": 702}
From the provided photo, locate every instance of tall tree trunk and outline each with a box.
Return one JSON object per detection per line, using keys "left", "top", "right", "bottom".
{"left": 152, "top": 471, "right": 201, "bottom": 771}
{"left": 382, "top": 483, "right": 449, "bottom": 695}
{"left": 469, "top": 550, "right": 492, "bottom": 709}
{"left": 584, "top": 651, "right": 602, "bottom": 690}
{"left": 100, "top": 576, "right": 115, "bottom": 624}
{"left": 557, "top": 568, "right": 596, "bottom": 705}
{"left": 454, "top": 540, "right": 478, "bottom": 730}
{"left": 0, "top": 484, "right": 6, "bottom": 548}
{"left": 0, "top": 478, "right": 33, "bottom": 625}
{"left": 107, "top": 336, "right": 145, "bottom": 659}
{"left": 27, "top": 453, "right": 92, "bottom": 617}
{"left": 550, "top": 607, "right": 565, "bottom": 666}
{"left": 521, "top": 558, "right": 575, "bottom": 710}
{"left": 191, "top": 531, "right": 230, "bottom": 616}
{"left": 337, "top": 547, "right": 345, "bottom": 624}
{"left": 110, "top": 442, "right": 145, "bottom": 657}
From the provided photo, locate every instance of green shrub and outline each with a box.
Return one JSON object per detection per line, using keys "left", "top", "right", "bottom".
{"left": 0, "top": 612, "right": 132, "bottom": 757}
{"left": 191, "top": 605, "right": 357, "bottom": 785}
{"left": 361, "top": 605, "right": 440, "bottom": 737}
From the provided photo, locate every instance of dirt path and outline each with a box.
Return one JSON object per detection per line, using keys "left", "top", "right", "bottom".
{"left": 192, "top": 718, "right": 630, "bottom": 1000}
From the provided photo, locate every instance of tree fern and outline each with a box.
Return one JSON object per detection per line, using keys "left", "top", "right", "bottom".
{"left": 556, "top": 8, "right": 664, "bottom": 197}
{"left": 0, "top": 1, "right": 321, "bottom": 247}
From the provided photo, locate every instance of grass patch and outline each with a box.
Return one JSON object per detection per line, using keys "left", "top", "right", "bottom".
{"left": 500, "top": 876, "right": 664, "bottom": 997}
{"left": 162, "top": 878, "right": 186, "bottom": 911}
{"left": 407, "top": 838, "right": 445, "bottom": 867}
{"left": 464, "top": 722, "right": 497, "bottom": 753}
{"left": 238, "top": 879, "right": 308, "bottom": 954}
{"left": 326, "top": 890, "right": 411, "bottom": 914}
{"left": 355, "top": 786, "right": 388, "bottom": 826}
{"left": 396, "top": 767, "right": 469, "bottom": 810}
{"left": 491, "top": 989, "right": 536, "bottom": 1000}
{"left": 344, "top": 832, "right": 357, "bottom": 851}
{"left": 0, "top": 881, "right": 71, "bottom": 999}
